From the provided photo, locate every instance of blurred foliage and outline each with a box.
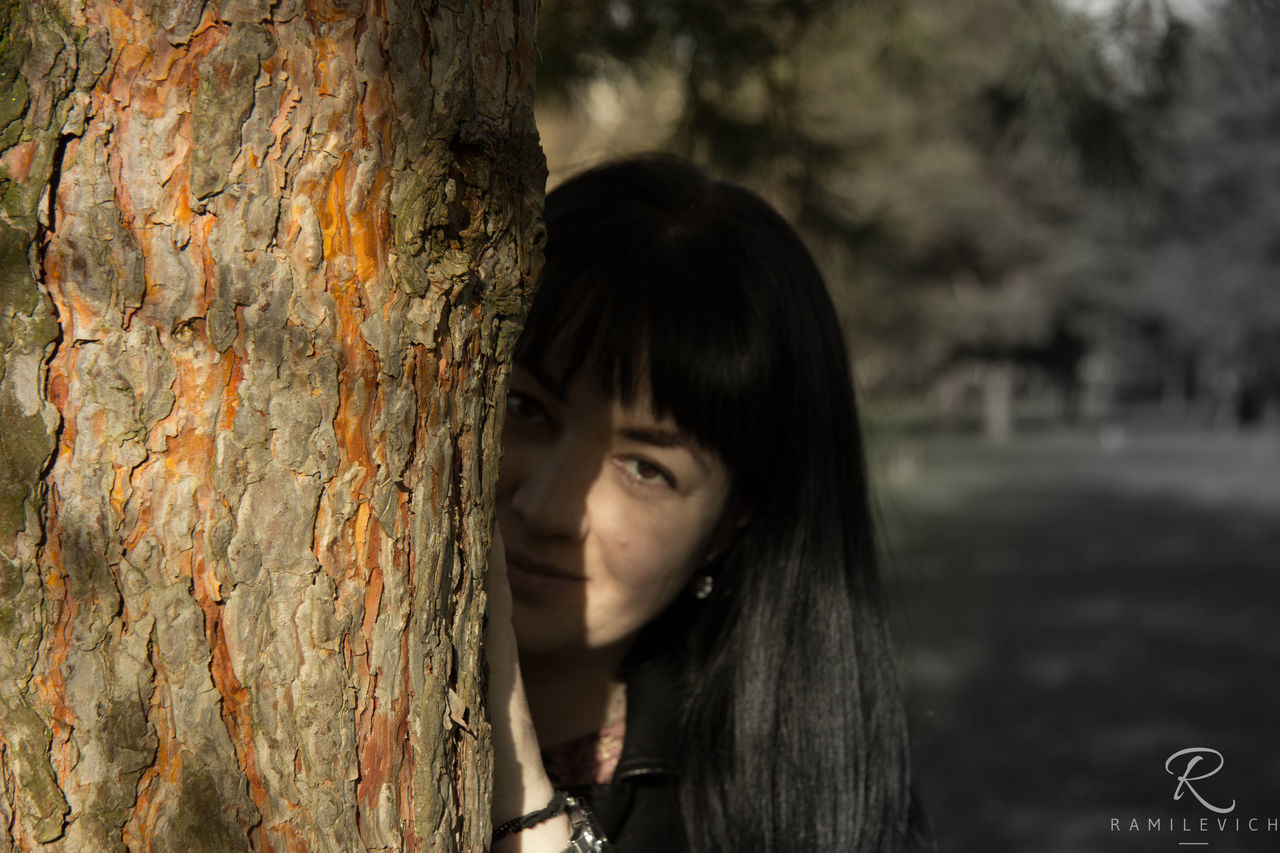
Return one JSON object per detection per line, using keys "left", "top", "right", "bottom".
{"left": 538, "top": 0, "right": 831, "bottom": 172}
{"left": 1123, "top": 0, "right": 1280, "bottom": 423}
{"left": 535, "top": 0, "right": 1275, "bottom": 422}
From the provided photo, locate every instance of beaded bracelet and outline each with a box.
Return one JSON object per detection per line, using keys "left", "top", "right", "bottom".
{"left": 492, "top": 790, "right": 570, "bottom": 842}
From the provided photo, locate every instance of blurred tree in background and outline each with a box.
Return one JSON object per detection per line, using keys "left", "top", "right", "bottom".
{"left": 535, "top": 0, "right": 1274, "bottom": 436}
{"left": 1122, "top": 0, "right": 1280, "bottom": 427}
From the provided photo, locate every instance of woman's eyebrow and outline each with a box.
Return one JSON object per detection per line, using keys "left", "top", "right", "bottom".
{"left": 617, "top": 426, "right": 711, "bottom": 471}
{"left": 618, "top": 426, "right": 686, "bottom": 447}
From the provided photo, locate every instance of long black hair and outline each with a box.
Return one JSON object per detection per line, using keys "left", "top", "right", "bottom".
{"left": 518, "top": 156, "right": 924, "bottom": 852}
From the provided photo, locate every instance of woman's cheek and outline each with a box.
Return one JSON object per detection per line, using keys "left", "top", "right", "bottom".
{"left": 609, "top": 520, "right": 702, "bottom": 598}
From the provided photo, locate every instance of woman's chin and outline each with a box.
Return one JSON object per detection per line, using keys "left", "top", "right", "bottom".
{"left": 509, "top": 601, "right": 586, "bottom": 659}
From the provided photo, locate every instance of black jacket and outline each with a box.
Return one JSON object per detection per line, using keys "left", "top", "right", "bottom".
{"left": 562, "top": 661, "right": 935, "bottom": 853}
{"left": 563, "top": 662, "right": 688, "bottom": 851}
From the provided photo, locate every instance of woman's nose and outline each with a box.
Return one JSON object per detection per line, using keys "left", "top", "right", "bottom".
{"left": 506, "top": 445, "right": 592, "bottom": 541}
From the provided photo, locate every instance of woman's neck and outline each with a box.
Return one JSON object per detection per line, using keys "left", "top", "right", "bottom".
{"left": 519, "top": 646, "right": 628, "bottom": 749}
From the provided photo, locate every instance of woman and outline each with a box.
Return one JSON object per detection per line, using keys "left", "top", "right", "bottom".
{"left": 488, "top": 156, "right": 925, "bottom": 852}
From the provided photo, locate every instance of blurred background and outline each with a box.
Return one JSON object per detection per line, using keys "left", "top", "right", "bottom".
{"left": 533, "top": 0, "right": 1280, "bottom": 849}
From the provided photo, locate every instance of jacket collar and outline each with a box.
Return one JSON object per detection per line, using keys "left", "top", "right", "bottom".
{"left": 614, "top": 657, "right": 682, "bottom": 781}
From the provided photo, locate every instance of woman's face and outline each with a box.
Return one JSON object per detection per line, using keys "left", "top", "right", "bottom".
{"left": 496, "top": 363, "right": 733, "bottom": 659}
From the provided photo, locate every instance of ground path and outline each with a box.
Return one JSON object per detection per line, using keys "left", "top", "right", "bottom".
{"left": 874, "top": 429, "right": 1280, "bottom": 853}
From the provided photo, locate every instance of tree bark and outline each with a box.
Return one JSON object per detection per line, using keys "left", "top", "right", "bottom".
{"left": 0, "top": 1, "right": 543, "bottom": 850}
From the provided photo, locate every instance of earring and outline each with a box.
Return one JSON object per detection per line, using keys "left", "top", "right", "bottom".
{"left": 692, "top": 574, "right": 714, "bottom": 600}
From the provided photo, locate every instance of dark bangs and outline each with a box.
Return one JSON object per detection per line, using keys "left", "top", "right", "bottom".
{"left": 515, "top": 159, "right": 793, "bottom": 502}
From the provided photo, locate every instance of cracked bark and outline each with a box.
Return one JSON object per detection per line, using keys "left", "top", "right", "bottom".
{"left": 0, "top": 1, "right": 544, "bottom": 850}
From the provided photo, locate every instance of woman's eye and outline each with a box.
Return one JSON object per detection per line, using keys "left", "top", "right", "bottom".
{"left": 619, "top": 457, "right": 676, "bottom": 488}
{"left": 506, "top": 390, "right": 548, "bottom": 424}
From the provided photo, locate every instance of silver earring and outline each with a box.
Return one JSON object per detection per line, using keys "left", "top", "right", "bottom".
{"left": 693, "top": 575, "right": 714, "bottom": 600}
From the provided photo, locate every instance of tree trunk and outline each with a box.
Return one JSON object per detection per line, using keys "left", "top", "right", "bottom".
{"left": 981, "top": 359, "right": 1014, "bottom": 444}
{"left": 0, "top": 1, "right": 543, "bottom": 850}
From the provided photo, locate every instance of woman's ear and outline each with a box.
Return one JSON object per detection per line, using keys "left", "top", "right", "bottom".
{"left": 705, "top": 501, "right": 752, "bottom": 564}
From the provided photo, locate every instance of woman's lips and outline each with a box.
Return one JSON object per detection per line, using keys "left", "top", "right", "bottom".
{"left": 505, "top": 553, "right": 585, "bottom": 598}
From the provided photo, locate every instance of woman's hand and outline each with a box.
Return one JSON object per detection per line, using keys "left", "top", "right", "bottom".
{"left": 488, "top": 525, "right": 572, "bottom": 851}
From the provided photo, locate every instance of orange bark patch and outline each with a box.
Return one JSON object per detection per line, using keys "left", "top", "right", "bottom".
{"left": 108, "top": 456, "right": 132, "bottom": 520}
{"left": 330, "top": 354, "right": 377, "bottom": 506}
{"left": 173, "top": 177, "right": 194, "bottom": 225}
{"left": 215, "top": 350, "right": 244, "bottom": 433}
{"left": 123, "top": 663, "right": 178, "bottom": 847}
{"left": 397, "top": 625, "right": 418, "bottom": 853}
{"left": 320, "top": 152, "right": 354, "bottom": 262}
{"left": 159, "top": 22, "right": 224, "bottom": 105}
{"left": 353, "top": 502, "right": 373, "bottom": 577}
{"left": 36, "top": 494, "right": 77, "bottom": 780}
{"left": 111, "top": 40, "right": 155, "bottom": 107}
{"left": 1, "top": 141, "right": 37, "bottom": 184}
{"left": 198, "top": 588, "right": 273, "bottom": 851}
{"left": 195, "top": 215, "right": 218, "bottom": 310}
{"left": 349, "top": 168, "right": 390, "bottom": 285}
{"left": 161, "top": 346, "right": 220, "bottom": 461}
{"left": 355, "top": 701, "right": 403, "bottom": 813}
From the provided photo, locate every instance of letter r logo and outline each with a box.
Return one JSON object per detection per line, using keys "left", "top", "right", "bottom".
{"left": 1166, "top": 748, "right": 1236, "bottom": 815}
